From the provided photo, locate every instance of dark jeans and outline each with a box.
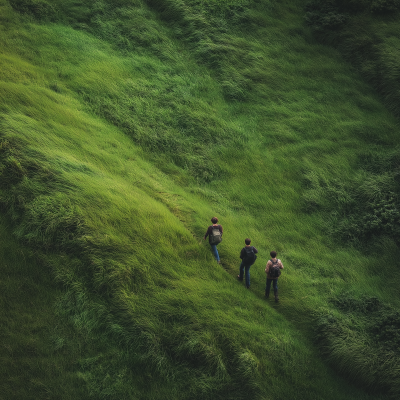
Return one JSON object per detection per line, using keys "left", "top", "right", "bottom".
{"left": 239, "top": 261, "right": 252, "bottom": 287}
{"left": 266, "top": 278, "right": 278, "bottom": 294}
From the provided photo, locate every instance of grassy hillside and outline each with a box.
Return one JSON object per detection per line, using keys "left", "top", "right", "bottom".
{"left": 1, "top": 0, "right": 400, "bottom": 398}
{"left": 0, "top": 217, "right": 89, "bottom": 399}
{"left": 305, "top": 0, "right": 400, "bottom": 118}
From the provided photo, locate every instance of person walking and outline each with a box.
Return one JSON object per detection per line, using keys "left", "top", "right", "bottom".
{"left": 237, "top": 238, "right": 258, "bottom": 289}
{"left": 203, "top": 217, "right": 223, "bottom": 263}
{"left": 265, "top": 251, "right": 284, "bottom": 302}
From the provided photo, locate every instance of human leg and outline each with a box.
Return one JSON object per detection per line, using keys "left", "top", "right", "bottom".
{"left": 265, "top": 278, "right": 272, "bottom": 298}
{"left": 273, "top": 279, "right": 279, "bottom": 302}
{"left": 238, "top": 261, "right": 244, "bottom": 281}
{"left": 210, "top": 244, "right": 220, "bottom": 262}
{"left": 245, "top": 265, "right": 251, "bottom": 288}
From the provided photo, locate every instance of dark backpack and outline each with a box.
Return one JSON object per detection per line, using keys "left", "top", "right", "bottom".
{"left": 269, "top": 259, "right": 281, "bottom": 278}
{"left": 210, "top": 226, "right": 222, "bottom": 244}
{"left": 243, "top": 247, "right": 257, "bottom": 265}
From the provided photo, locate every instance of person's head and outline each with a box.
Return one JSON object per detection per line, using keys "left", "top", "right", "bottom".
{"left": 270, "top": 251, "right": 277, "bottom": 258}
{"left": 245, "top": 238, "right": 251, "bottom": 245}
{"left": 211, "top": 217, "right": 218, "bottom": 224}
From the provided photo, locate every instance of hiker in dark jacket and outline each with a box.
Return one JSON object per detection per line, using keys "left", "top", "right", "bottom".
{"left": 265, "top": 251, "right": 284, "bottom": 302}
{"left": 237, "top": 238, "right": 258, "bottom": 289}
{"left": 203, "top": 217, "right": 223, "bottom": 263}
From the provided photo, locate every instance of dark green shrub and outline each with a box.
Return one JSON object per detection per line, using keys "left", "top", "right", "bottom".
{"left": 305, "top": 0, "right": 400, "bottom": 117}
{"left": 370, "top": 309, "right": 400, "bottom": 352}
{"left": 304, "top": 1, "right": 349, "bottom": 32}
{"left": 315, "top": 294, "right": 400, "bottom": 395}
{"left": 370, "top": 0, "right": 400, "bottom": 13}
{"left": 303, "top": 147, "right": 400, "bottom": 247}
{"left": 335, "top": 0, "right": 371, "bottom": 12}
{"left": 8, "top": 0, "right": 58, "bottom": 21}
{"left": 332, "top": 293, "right": 381, "bottom": 313}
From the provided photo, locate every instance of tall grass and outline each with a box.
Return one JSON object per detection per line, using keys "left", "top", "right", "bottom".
{"left": 305, "top": 0, "right": 400, "bottom": 117}
{"left": 1, "top": 0, "right": 400, "bottom": 398}
{"left": 0, "top": 217, "right": 90, "bottom": 399}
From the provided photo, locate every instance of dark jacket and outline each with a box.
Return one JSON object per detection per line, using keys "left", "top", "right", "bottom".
{"left": 240, "top": 246, "right": 258, "bottom": 265}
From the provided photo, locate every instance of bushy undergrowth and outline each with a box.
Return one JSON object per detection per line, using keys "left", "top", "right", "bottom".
{"left": 8, "top": 0, "right": 58, "bottom": 21}
{"left": 304, "top": 0, "right": 400, "bottom": 117}
{"left": 303, "top": 147, "right": 400, "bottom": 246}
{"left": 315, "top": 293, "right": 400, "bottom": 396}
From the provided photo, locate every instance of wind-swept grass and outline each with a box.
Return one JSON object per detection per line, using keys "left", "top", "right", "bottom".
{"left": 304, "top": 0, "right": 400, "bottom": 117}
{"left": 0, "top": 217, "right": 90, "bottom": 399}
{"left": 1, "top": 0, "right": 400, "bottom": 398}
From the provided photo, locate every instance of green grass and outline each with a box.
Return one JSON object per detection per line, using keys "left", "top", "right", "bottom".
{"left": 1, "top": 0, "right": 400, "bottom": 398}
{"left": 305, "top": 0, "right": 400, "bottom": 117}
{"left": 0, "top": 217, "right": 90, "bottom": 400}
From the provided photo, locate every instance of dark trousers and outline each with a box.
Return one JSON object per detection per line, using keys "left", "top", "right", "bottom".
{"left": 239, "top": 261, "right": 251, "bottom": 287}
{"left": 265, "top": 278, "right": 278, "bottom": 294}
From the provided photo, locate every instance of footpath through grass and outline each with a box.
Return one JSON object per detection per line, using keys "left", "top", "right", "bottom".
{"left": 1, "top": 0, "right": 400, "bottom": 398}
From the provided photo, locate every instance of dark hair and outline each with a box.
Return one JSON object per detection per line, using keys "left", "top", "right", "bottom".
{"left": 211, "top": 217, "right": 218, "bottom": 224}
{"left": 245, "top": 238, "right": 251, "bottom": 245}
{"left": 270, "top": 251, "right": 277, "bottom": 258}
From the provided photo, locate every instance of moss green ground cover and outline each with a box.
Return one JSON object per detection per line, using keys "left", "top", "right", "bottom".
{"left": 1, "top": 0, "right": 400, "bottom": 398}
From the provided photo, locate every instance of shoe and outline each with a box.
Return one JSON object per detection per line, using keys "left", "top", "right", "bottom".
{"left": 237, "top": 275, "right": 243, "bottom": 281}
{"left": 217, "top": 260, "right": 221, "bottom": 264}
{"left": 246, "top": 286, "right": 250, "bottom": 289}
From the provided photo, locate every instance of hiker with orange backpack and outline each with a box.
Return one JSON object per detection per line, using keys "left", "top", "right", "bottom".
{"left": 265, "top": 251, "right": 284, "bottom": 302}
{"left": 203, "top": 217, "right": 223, "bottom": 264}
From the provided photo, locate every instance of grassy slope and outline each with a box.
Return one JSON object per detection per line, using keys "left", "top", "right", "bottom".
{"left": 0, "top": 0, "right": 399, "bottom": 398}
{"left": 304, "top": 0, "right": 400, "bottom": 119}
{"left": 0, "top": 217, "right": 90, "bottom": 400}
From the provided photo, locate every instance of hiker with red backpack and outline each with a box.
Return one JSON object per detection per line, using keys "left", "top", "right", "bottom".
{"left": 203, "top": 217, "right": 223, "bottom": 264}
{"left": 237, "top": 238, "right": 258, "bottom": 289}
{"left": 265, "top": 251, "right": 284, "bottom": 302}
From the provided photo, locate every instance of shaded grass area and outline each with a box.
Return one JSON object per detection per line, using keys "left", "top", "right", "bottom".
{"left": 1, "top": 0, "right": 400, "bottom": 398}
{"left": 304, "top": 0, "right": 400, "bottom": 118}
{"left": 315, "top": 291, "right": 400, "bottom": 396}
{"left": 0, "top": 218, "right": 89, "bottom": 400}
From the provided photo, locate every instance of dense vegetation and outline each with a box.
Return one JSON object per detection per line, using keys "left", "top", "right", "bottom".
{"left": 1, "top": 0, "right": 400, "bottom": 398}
{"left": 305, "top": 0, "right": 400, "bottom": 117}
